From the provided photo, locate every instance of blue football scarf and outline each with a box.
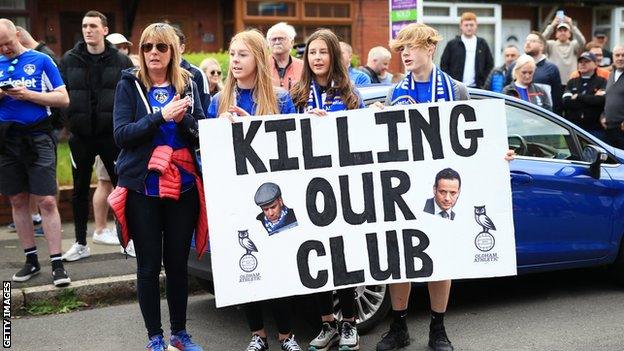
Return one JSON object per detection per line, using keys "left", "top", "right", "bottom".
{"left": 304, "top": 80, "right": 348, "bottom": 112}
{"left": 262, "top": 206, "right": 291, "bottom": 235}
{"left": 390, "top": 66, "right": 456, "bottom": 105}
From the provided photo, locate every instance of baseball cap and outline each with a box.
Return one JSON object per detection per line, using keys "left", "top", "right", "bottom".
{"left": 578, "top": 51, "right": 597, "bottom": 62}
{"left": 556, "top": 23, "right": 570, "bottom": 30}
{"left": 594, "top": 29, "right": 607, "bottom": 37}
{"left": 106, "top": 33, "right": 133, "bottom": 46}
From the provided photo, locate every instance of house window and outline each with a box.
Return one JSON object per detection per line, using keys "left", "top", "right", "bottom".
{"left": 246, "top": 1, "right": 296, "bottom": 17}
{"left": 0, "top": 0, "right": 25, "bottom": 9}
{"left": 304, "top": 2, "right": 350, "bottom": 18}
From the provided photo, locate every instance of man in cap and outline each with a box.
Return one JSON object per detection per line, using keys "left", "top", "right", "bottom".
{"left": 542, "top": 14, "right": 586, "bottom": 87}
{"left": 563, "top": 51, "right": 607, "bottom": 140}
{"left": 254, "top": 182, "right": 298, "bottom": 235}
{"left": 106, "top": 32, "right": 132, "bottom": 55}
{"left": 592, "top": 29, "right": 612, "bottom": 67}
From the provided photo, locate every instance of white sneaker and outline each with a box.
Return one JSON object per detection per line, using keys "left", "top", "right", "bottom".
{"left": 309, "top": 322, "right": 339, "bottom": 351}
{"left": 62, "top": 242, "right": 91, "bottom": 262}
{"left": 93, "top": 228, "right": 120, "bottom": 245}
{"left": 121, "top": 240, "right": 136, "bottom": 258}
{"left": 339, "top": 321, "right": 359, "bottom": 350}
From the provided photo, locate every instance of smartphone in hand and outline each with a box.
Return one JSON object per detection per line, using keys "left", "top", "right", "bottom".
{"left": 0, "top": 83, "right": 16, "bottom": 91}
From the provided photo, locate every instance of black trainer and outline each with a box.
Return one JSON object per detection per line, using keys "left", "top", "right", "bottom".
{"left": 52, "top": 267, "right": 71, "bottom": 287}
{"left": 12, "top": 263, "right": 40, "bottom": 282}
{"left": 376, "top": 322, "right": 410, "bottom": 351}
{"left": 428, "top": 326, "right": 454, "bottom": 351}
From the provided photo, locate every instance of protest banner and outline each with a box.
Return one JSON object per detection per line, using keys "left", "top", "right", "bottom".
{"left": 198, "top": 99, "right": 516, "bottom": 308}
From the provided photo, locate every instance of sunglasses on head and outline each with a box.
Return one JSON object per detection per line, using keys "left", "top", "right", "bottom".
{"left": 141, "top": 43, "right": 169, "bottom": 53}
{"left": 210, "top": 70, "right": 221, "bottom": 76}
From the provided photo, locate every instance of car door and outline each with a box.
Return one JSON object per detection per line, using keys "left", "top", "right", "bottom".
{"left": 505, "top": 103, "right": 615, "bottom": 268}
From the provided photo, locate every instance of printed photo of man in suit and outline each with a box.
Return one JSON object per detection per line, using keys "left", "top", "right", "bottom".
{"left": 423, "top": 168, "right": 461, "bottom": 220}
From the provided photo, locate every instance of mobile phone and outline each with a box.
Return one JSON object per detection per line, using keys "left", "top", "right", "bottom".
{"left": 556, "top": 10, "right": 564, "bottom": 19}
{"left": 0, "top": 83, "right": 16, "bottom": 90}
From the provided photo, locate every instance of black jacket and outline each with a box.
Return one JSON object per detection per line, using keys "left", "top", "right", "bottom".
{"left": 181, "top": 58, "right": 210, "bottom": 114}
{"left": 563, "top": 71, "right": 606, "bottom": 131}
{"left": 113, "top": 69, "right": 204, "bottom": 193}
{"left": 440, "top": 36, "right": 494, "bottom": 88}
{"left": 60, "top": 40, "right": 133, "bottom": 137}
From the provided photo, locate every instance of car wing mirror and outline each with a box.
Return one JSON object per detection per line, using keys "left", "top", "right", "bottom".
{"left": 582, "top": 145, "right": 607, "bottom": 179}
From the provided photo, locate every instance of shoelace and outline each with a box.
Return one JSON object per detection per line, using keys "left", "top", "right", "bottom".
{"left": 316, "top": 323, "right": 332, "bottom": 339}
{"left": 173, "top": 332, "right": 193, "bottom": 345}
{"left": 281, "top": 336, "right": 301, "bottom": 351}
{"left": 247, "top": 335, "right": 265, "bottom": 351}
{"left": 431, "top": 327, "right": 451, "bottom": 344}
{"left": 342, "top": 323, "right": 354, "bottom": 338}
{"left": 381, "top": 323, "right": 404, "bottom": 342}
{"left": 147, "top": 337, "right": 165, "bottom": 350}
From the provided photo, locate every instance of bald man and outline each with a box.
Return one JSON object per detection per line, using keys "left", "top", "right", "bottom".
{"left": 340, "top": 41, "right": 371, "bottom": 86}
{"left": 16, "top": 25, "right": 58, "bottom": 65}
{"left": 0, "top": 18, "right": 71, "bottom": 287}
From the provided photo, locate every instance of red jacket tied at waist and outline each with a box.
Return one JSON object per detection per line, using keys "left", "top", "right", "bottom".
{"left": 108, "top": 145, "right": 209, "bottom": 258}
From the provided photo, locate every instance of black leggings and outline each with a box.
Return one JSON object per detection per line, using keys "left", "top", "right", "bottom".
{"left": 126, "top": 187, "right": 199, "bottom": 338}
{"left": 244, "top": 298, "right": 293, "bottom": 335}
{"left": 68, "top": 135, "right": 119, "bottom": 245}
{"left": 318, "top": 288, "right": 356, "bottom": 320}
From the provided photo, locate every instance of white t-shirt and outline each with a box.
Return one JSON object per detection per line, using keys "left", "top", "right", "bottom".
{"left": 615, "top": 70, "right": 624, "bottom": 83}
{"left": 461, "top": 35, "right": 477, "bottom": 87}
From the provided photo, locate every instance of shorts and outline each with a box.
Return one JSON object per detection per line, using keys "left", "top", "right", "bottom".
{"left": 0, "top": 133, "right": 58, "bottom": 196}
{"left": 94, "top": 155, "right": 111, "bottom": 181}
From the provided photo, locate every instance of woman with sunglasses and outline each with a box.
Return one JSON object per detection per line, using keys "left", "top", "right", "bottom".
{"left": 111, "top": 23, "right": 207, "bottom": 351}
{"left": 199, "top": 57, "right": 223, "bottom": 96}
{"left": 289, "top": 28, "right": 364, "bottom": 351}
{"left": 206, "top": 29, "right": 299, "bottom": 351}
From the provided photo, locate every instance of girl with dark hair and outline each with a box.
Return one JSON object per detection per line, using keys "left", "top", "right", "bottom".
{"left": 290, "top": 28, "right": 363, "bottom": 351}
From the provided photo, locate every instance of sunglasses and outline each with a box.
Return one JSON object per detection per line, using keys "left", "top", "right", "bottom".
{"left": 7, "top": 58, "right": 18, "bottom": 75}
{"left": 141, "top": 43, "right": 169, "bottom": 53}
{"left": 210, "top": 70, "right": 222, "bottom": 76}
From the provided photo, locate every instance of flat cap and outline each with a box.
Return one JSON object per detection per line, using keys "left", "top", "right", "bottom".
{"left": 254, "top": 182, "right": 281, "bottom": 207}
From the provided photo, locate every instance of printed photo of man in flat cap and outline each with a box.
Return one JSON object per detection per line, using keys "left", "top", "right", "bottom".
{"left": 254, "top": 182, "right": 298, "bottom": 235}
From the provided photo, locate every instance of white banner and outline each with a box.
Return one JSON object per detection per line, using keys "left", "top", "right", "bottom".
{"left": 199, "top": 99, "right": 516, "bottom": 308}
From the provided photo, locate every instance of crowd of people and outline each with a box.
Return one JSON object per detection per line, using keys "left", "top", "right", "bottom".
{"left": 0, "top": 7, "right": 622, "bottom": 351}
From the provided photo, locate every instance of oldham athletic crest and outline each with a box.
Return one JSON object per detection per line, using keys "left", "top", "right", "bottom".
{"left": 152, "top": 88, "right": 169, "bottom": 104}
{"left": 23, "top": 64, "right": 36, "bottom": 75}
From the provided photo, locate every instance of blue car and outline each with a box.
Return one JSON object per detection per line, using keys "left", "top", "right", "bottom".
{"left": 188, "top": 86, "right": 624, "bottom": 332}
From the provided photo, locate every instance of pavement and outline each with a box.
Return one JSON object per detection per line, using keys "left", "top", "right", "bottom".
{"left": 0, "top": 219, "right": 174, "bottom": 315}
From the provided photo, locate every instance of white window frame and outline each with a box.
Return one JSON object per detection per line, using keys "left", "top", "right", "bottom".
{"left": 422, "top": 1, "right": 502, "bottom": 66}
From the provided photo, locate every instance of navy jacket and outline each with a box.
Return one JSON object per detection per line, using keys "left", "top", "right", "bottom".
{"left": 113, "top": 69, "right": 205, "bottom": 193}
{"left": 181, "top": 58, "right": 210, "bottom": 115}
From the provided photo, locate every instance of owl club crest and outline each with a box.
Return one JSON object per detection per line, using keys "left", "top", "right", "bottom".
{"left": 23, "top": 64, "right": 36, "bottom": 76}
{"left": 152, "top": 88, "right": 170, "bottom": 104}
{"left": 238, "top": 229, "right": 258, "bottom": 273}
{"left": 474, "top": 205, "right": 496, "bottom": 252}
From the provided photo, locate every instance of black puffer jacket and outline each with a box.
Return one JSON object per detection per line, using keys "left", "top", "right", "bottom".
{"left": 60, "top": 40, "right": 133, "bottom": 137}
